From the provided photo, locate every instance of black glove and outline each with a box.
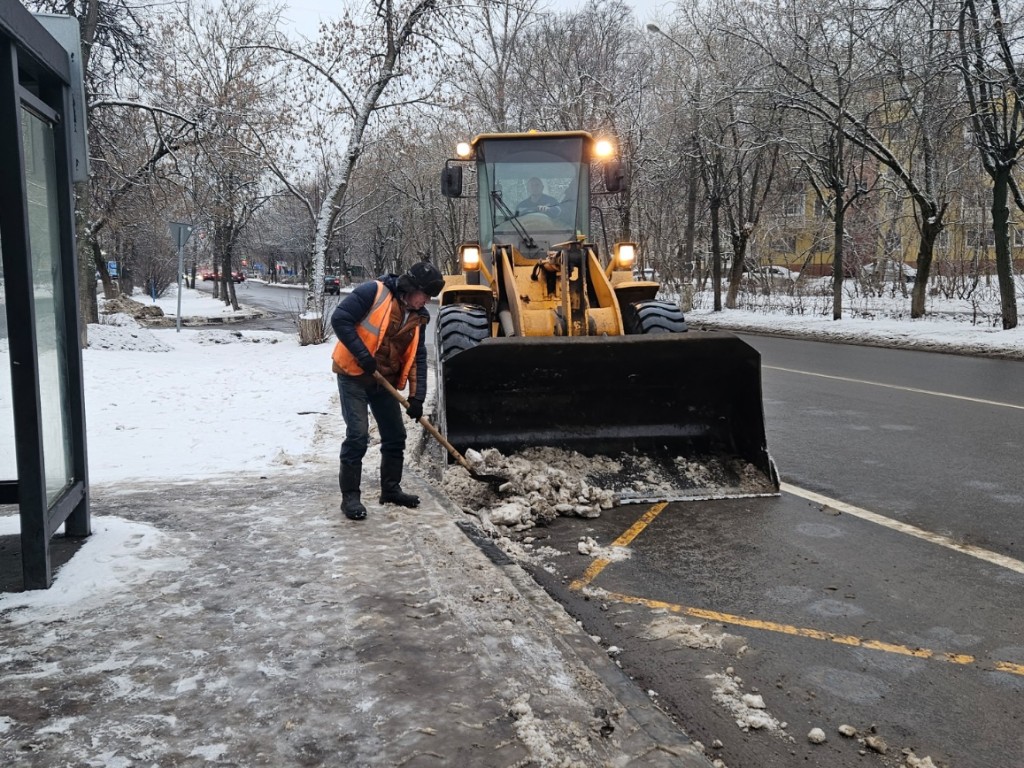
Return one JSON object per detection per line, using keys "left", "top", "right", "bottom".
{"left": 358, "top": 356, "right": 377, "bottom": 376}
{"left": 406, "top": 398, "right": 424, "bottom": 420}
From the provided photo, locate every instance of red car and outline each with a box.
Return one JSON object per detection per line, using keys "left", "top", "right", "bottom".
{"left": 202, "top": 271, "right": 245, "bottom": 283}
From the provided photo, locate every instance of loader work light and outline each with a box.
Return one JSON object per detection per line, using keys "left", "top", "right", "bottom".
{"left": 614, "top": 242, "right": 637, "bottom": 270}
{"left": 594, "top": 139, "right": 614, "bottom": 159}
{"left": 456, "top": 141, "right": 472, "bottom": 158}
{"left": 460, "top": 244, "right": 482, "bottom": 270}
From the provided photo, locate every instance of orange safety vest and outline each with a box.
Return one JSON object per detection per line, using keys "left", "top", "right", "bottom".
{"left": 331, "top": 282, "right": 419, "bottom": 390}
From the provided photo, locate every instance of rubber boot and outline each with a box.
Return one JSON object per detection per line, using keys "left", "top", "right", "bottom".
{"left": 379, "top": 454, "right": 420, "bottom": 508}
{"left": 340, "top": 462, "right": 367, "bottom": 520}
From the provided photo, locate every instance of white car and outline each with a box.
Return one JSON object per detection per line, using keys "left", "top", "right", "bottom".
{"left": 861, "top": 261, "right": 916, "bottom": 283}
{"left": 747, "top": 265, "right": 798, "bottom": 281}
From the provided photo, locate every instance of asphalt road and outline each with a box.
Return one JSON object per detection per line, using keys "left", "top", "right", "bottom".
{"left": 521, "top": 335, "right": 1024, "bottom": 768}
{"left": 193, "top": 278, "right": 340, "bottom": 332}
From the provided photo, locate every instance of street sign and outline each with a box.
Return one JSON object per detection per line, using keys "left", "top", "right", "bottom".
{"left": 169, "top": 222, "right": 194, "bottom": 250}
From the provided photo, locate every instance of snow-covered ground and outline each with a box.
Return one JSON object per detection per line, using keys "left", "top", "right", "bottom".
{"left": 683, "top": 276, "right": 1024, "bottom": 360}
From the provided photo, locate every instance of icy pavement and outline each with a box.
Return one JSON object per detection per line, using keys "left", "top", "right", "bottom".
{"left": 0, "top": 461, "right": 710, "bottom": 767}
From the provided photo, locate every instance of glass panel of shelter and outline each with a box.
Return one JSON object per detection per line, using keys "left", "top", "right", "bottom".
{"left": 22, "top": 106, "right": 73, "bottom": 504}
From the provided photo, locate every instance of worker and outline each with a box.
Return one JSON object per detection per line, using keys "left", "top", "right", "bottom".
{"left": 330, "top": 261, "right": 446, "bottom": 521}
{"left": 517, "top": 177, "right": 559, "bottom": 215}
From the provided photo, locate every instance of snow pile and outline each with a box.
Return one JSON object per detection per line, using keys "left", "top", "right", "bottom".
{"left": 87, "top": 316, "right": 172, "bottom": 352}
{"left": 438, "top": 445, "right": 776, "bottom": 534}
{"left": 442, "top": 447, "right": 618, "bottom": 533}
{"left": 705, "top": 669, "right": 786, "bottom": 734}
{"left": 192, "top": 329, "right": 283, "bottom": 345}
{"left": 101, "top": 293, "right": 164, "bottom": 321}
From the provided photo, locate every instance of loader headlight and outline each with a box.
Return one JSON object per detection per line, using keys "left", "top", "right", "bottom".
{"left": 595, "top": 139, "right": 614, "bottom": 159}
{"left": 456, "top": 141, "right": 472, "bottom": 158}
{"left": 460, "top": 244, "right": 482, "bottom": 270}
{"left": 614, "top": 242, "right": 637, "bottom": 270}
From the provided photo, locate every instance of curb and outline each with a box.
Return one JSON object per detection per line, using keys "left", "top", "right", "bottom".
{"left": 140, "top": 310, "right": 266, "bottom": 328}
{"left": 448, "top": 512, "right": 712, "bottom": 767}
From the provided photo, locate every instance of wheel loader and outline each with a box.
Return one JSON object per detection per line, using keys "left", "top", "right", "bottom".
{"left": 435, "top": 130, "right": 778, "bottom": 500}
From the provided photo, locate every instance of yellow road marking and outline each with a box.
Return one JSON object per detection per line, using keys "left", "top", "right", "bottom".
{"left": 764, "top": 365, "right": 1024, "bottom": 410}
{"left": 783, "top": 483, "right": 1024, "bottom": 575}
{"left": 568, "top": 500, "right": 1023, "bottom": 678}
{"left": 569, "top": 502, "right": 667, "bottom": 591}
{"left": 593, "top": 589, "right": 1023, "bottom": 677}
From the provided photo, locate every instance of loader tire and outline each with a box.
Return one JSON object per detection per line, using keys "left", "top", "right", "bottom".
{"left": 624, "top": 300, "right": 688, "bottom": 334}
{"left": 437, "top": 304, "right": 490, "bottom": 362}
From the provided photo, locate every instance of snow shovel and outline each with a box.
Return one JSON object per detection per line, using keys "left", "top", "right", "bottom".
{"left": 372, "top": 371, "right": 508, "bottom": 488}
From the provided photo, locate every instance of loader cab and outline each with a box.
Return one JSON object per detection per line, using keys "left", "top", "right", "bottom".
{"left": 474, "top": 135, "right": 591, "bottom": 259}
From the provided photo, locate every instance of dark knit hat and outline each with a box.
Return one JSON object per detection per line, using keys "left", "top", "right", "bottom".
{"left": 399, "top": 262, "right": 445, "bottom": 297}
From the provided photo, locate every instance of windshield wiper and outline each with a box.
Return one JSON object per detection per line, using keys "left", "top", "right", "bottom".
{"left": 491, "top": 190, "right": 537, "bottom": 250}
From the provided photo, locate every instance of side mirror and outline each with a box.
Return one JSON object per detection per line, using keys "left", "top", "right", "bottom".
{"left": 604, "top": 160, "right": 626, "bottom": 193}
{"left": 441, "top": 166, "right": 463, "bottom": 198}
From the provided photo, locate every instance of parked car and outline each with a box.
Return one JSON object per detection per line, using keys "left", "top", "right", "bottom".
{"left": 751, "top": 265, "right": 798, "bottom": 281}
{"left": 741, "top": 265, "right": 799, "bottom": 288}
{"left": 860, "top": 260, "right": 916, "bottom": 283}
{"left": 324, "top": 275, "right": 341, "bottom": 295}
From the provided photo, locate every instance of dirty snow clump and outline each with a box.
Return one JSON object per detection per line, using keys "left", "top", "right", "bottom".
{"left": 902, "top": 750, "right": 938, "bottom": 768}
{"left": 577, "top": 536, "right": 631, "bottom": 561}
{"left": 705, "top": 670, "right": 785, "bottom": 734}
{"left": 641, "top": 611, "right": 745, "bottom": 653}
{"left": 807, "top": 727, "right": 827, "bottom": 744}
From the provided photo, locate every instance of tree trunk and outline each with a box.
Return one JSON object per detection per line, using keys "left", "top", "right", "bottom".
{"left": 832, "top": 194, "right": 845, "bottom": 320}
{"left": 725, "top": 232, "right": 748, "bottom": 309}
{"left": 991, "top": 168, "right": 1018, "bottom": 329}
{"left": 710, "top": 196, "right": 722, "bottom": 312}
{"left": 911, "top": 212, "right": 941, "bottom": 319}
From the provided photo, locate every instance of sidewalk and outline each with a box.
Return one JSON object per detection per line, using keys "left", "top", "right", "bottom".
{"left": 0, "top": 462, "right": 711, "bottom": 767}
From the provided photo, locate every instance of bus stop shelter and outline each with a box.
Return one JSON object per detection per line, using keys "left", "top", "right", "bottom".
{"left": 1, "top": 3, "right": 90, "bottom": 590}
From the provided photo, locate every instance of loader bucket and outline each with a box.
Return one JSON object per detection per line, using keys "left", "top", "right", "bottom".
{"left": 437, "top": 331, "right": 779, "bottom": 501}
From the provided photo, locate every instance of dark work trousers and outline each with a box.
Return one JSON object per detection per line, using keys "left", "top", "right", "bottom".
{"left": 337, "top": 374, "right": 406, "bottom": 465}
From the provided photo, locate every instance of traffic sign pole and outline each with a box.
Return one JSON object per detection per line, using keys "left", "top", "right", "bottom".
{"left": 169, "top": 222, "right": 194, "bottom": 332}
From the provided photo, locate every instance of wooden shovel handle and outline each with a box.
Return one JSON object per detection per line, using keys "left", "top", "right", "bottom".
{"left": 371, "top": 371, "right": 477, "bottom": 474}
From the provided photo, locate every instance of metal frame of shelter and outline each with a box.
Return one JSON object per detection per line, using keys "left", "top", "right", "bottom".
{"left": 0, "top": 2, "right": 90, "bottom": 590}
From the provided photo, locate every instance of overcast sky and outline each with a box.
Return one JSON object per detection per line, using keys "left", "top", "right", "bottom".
{"left": 282, "top": 0, "right": 677, "bottom": 38}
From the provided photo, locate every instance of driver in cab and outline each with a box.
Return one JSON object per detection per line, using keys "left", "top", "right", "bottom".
{"left": 517, "top": 177, "right": 559, "bottom": 215}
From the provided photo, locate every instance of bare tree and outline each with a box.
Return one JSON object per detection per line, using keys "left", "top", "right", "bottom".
{"left": 452, "top": 0, "right": 541, "bottom": 131}
{"left": 958, "top": 0, "right": 1022, "bottom": 329}
{"left": 155, "top": 0, "right": 291, "bottom": 310}
{"left": 265, "top": 0, "right": 458, "bottom": 345}
{"left": 737, "top": 0, "right": 964, "bottom": 318}
{"left": 26, "top": 0, "right": 168, "bottom": 336}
